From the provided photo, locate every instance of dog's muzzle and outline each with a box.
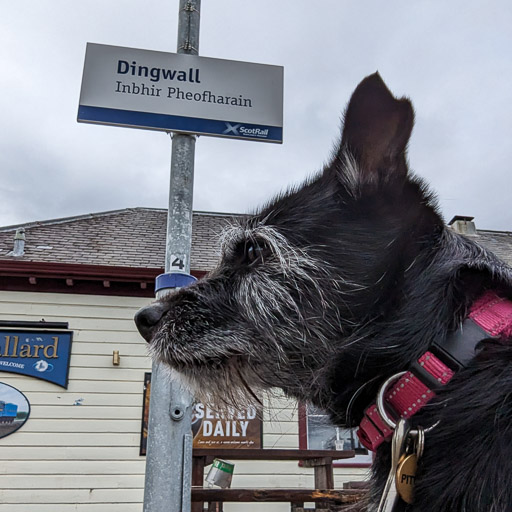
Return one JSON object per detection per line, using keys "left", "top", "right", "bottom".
{"left": 134, "top": 303, "right": 169, "bottom": 342}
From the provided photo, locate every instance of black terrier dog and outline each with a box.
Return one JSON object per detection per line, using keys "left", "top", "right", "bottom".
{"left": 136, "top": 73, "right": 512, "bottom": 511}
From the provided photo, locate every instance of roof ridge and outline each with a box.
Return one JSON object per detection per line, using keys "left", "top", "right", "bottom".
{"left": 192, "top": 210, "right": 247, "bottom": 218}
{"left": 0, "top": 208, "right": 145, "bottom": 232}
{"left": 477, "top": 229, "right": 512, "bottom": 236}
{"left": 0, "top": 207, "right": 244, "bottom": 232}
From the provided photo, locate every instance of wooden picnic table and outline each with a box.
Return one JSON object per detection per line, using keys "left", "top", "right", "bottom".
{"left": 192, "top": 448, "right": 366, "bottom": 511}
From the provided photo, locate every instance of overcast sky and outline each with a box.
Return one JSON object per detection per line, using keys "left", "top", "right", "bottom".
{"left": 2, "top": 1, "right": 511, "bottom": 231}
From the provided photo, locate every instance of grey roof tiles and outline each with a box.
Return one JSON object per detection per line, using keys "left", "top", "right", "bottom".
{"left": 0, "top": 208, "right": 236, "bottom": 272}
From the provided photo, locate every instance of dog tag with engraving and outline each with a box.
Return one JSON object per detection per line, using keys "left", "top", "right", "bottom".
{"left": 396, "top": 425, "right": 424, "bottom": 505}
{"left": 396, "top": 453, "right": 417, "bottom": 504}
{"left": 376, "top": 419, "right": 410, "bottom": 512}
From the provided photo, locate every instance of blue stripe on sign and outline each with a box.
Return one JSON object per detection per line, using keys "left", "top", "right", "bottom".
{"left": 78, "top": 106, "right": 283, "bottom": 143}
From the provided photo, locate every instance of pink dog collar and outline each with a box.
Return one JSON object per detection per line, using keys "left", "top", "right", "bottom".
{"left": 357, "top": 291, "right": 512, "bottom": 451}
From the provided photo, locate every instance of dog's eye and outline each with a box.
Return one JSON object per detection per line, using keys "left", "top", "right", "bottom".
{"left": 245, "top": 241, "right": 268, "bottom": 265}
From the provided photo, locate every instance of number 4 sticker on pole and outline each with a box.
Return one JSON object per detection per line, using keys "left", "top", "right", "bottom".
{"left": 171, "top": 255, "right": 186, "bottom": 271}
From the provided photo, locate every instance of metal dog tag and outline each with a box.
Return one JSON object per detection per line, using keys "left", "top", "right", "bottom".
{"left": 396, "top": 426, "right": 424, "bottom": 505}
{"left": 396, "top": 453, "right": 417, "bottom": 504}
{"left": 377, "top": 419, "right": 410, "bottom": 512}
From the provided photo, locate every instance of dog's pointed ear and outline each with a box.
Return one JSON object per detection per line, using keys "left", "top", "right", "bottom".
{"left": 336, "top": 72, "right": 414, "bottom": 185}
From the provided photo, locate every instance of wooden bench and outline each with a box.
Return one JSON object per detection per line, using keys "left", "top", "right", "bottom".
{"left": 192, "top": 448, "right": 367, "bottom": 511}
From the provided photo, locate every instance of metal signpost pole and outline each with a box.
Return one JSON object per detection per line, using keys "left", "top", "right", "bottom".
{"left": 143, "top": 1, "right": 200, "bottom": 511}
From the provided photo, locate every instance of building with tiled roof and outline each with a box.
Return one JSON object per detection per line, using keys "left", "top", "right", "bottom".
{"left": 447, "top": 215, "right": 512, "bottom": 265}
{"left": 0, "top": 208, "right": 238, "bottom": 296}
{"left": 468, "top": 230, "right": 512, "bottom": 265}
{"left": 0, "top": 208, "right": 236, "bottom": 270}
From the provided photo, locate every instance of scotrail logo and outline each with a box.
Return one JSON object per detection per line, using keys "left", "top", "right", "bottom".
{"left": 223, "top": 123, "right": 241, "bottom": 136}
{"left": 223, "top": 123, "right": 269, "bottom": 139}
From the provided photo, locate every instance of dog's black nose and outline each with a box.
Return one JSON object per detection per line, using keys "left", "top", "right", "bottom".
{"left": 134, "top": 303, "right": 168, "bottom": 342}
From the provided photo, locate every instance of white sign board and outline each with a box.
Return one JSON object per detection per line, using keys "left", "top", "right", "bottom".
{"left": 78, "top": 43, "right": 283, "bottom": 143}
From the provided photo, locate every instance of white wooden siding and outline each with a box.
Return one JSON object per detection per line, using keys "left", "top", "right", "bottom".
{"left": 0, "top": 291, "right": 367, "bottom": 512}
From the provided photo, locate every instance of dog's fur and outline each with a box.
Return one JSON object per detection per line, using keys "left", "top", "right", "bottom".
{"left": 136, "top": 73, "right": 512, "bottom": 511}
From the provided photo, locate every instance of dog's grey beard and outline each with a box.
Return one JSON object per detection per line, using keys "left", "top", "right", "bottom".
{"left": 149, "top": 221, "right": 362, "bottom": 412}
{"left": 177, "top": 362, "right": 267, "bottom": 414}
{"left": 148, "top": 334, "right": 301, "bottom": 414}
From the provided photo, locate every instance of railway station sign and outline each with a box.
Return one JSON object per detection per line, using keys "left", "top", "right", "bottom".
{"left": 78, "top": 43, "right": 284, "bottom": 143}
{"left": 0, "top": 330, "right": 73, "bottom": 388}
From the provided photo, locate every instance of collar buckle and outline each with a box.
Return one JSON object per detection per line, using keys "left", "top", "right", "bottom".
{"left": 432, "top": 318, "right": 491, "bottom": 371}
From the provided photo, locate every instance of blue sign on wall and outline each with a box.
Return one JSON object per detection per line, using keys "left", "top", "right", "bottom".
{"left": 0, "top": 331, "right": 73, "bottom": 388}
